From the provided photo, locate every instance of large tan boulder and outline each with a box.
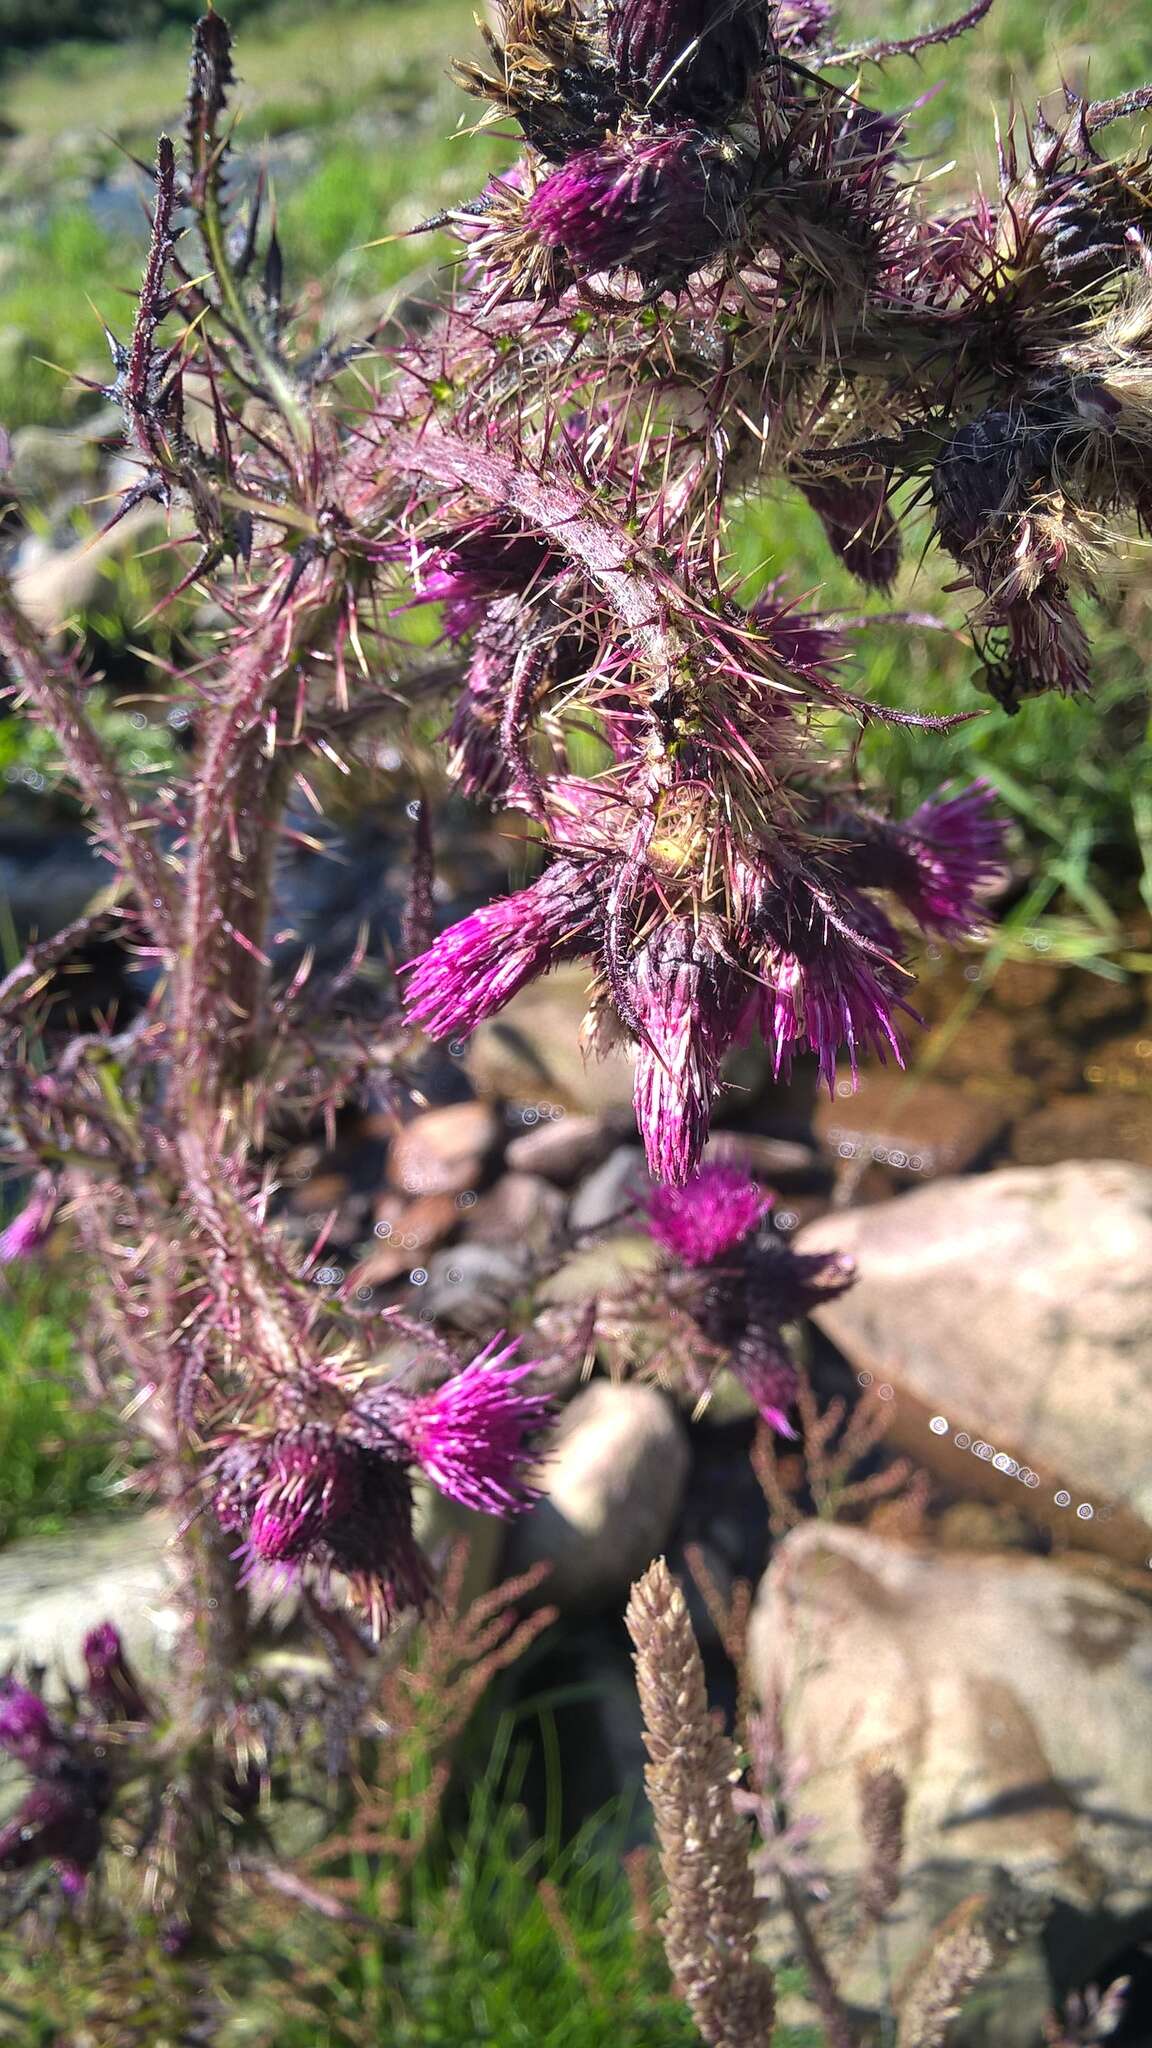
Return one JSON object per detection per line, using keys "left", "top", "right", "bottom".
{"left": 796, "top": 1161, "right": 1152, "bottom": 1541}
{"left": 749, "top": 1522, "right": 1152, "bottom": 2043}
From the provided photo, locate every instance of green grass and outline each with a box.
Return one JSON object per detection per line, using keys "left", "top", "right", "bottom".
{"left": 729, "top": 483, "right": 1152, "bottom": 949}
{"left": 0, "top": 210, "right": 128, "bottom": 429}
{"left": 224, "top": 1725, "right": 823, "bottom": 2048}
{"left": 0, "top": 1257, "right": 121, "bottom": 1543}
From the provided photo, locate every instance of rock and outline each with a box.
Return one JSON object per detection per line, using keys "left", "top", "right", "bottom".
{"left": 1010, "top": 1093, "right": 1152, "bottom": 1169}
{"left": 417, "top": 1242, "right": 529, "bottom": 1332}
{"left": 813, "top": 1073, "right": 1007, "bottom": 1183}
{"left": 505, "top": 1112, "right": 619, "bottom": 1184}
{"left": 6, "top": 422, "right": 108, "bottom": 500}
{"left": 703, "top": 1130, "right": 823, "bottom": 1187}
{"left": 930, "top": 1008, "right": 1019, "bottom": 1085}
{"left": 386, "top": 1101, "right": 499, "bottom": 1198}
{"left": 461, "top": 1171, "right": 566, "bottom": 1256}
{"left": 350, "top": 1191, "right": 461, "bottom": 1288}
{"left": 466, "top": 966, "right": 638, "bottom": 1116}
{"left": 796, "top": 1162, "right": 1152, "bottom": 1537}
{"left": 1059, "top": 970, "right": 1143, "bottom": 1037}
{"left": 11, "top": 502, "right": 162, "bottom": 633}
{"left": 748, "top": 1523, "right": 1152, "bottom": 2045}
{"left": 0, "top": 1514, "right": 178, "bottom": 1693}
{"left": 536, "top": 1231, "right": 661, "bottom": 1308}
{"left": 413, "top": 1482, "right": 505, "bottom": 1612}
{"left": 990, "top": 958, "right": 1065, "bottom": 1012}
{"left": 567, "top": 1145, "right": 649, "bottom": 1235}
{"left": 288, "top": 1170, "right": 354, "bottom": 1217}
{"left": 932, "top": 1008, "right": 1083, "bottom": 1100}
{"left": 1082, "top": 1030, "right": 1152, "bottom": 1095}
{"left": 504, "top": 1380, "right": 690, "bottom": 1610}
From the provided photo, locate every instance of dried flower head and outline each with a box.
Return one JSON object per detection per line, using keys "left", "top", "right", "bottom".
{"left": 608, "top": 0, "right": 771, "bottom": 116}
{"left": 626, "top": 1558, "right": 776, "bottom": 2046}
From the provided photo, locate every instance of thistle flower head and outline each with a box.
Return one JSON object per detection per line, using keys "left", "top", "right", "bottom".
{"left": 754, "top": 892, "right": 911, "bottom": 1093}
{"left": 0, "top": 1183, "right": 56, "bottom": 1265}
{"left": 0, "top": 1680, "right": 59, "bottom": 1768}
{"left": 401, "top": 856, "right": 604, "bottom": 1040}
{"left": 415, "top": 518, "right": 553, "bottom": 640}
{"left": 525, "top": 126, "right": 742, "bottom": 281}
{"left": 796, "top": 471, "right": 901, "bottom": 590}
{"left": 729, "top": 1340, "right": 800, "bottom": 1436}
{"left": 82, "top": 1623, "right": 150, "bottom": 1724}
{"left": 214, "top": 1425, "right": 360, "bottom": 1568}
{"left": 212, "top": 1425, "right": 429, "bottom": 1621}
{"left": 746, "top": 1235, "right": 855, "bottom": 1328}
{"left": 608, "top": 0, "right": 771, "bottom": 117}
{"left": 774, "top": 0, "right": 832, "bottom": 48}
{"left": 835, "top": 780, "right": 1006, "bottom": 936}
{"left": 629, "top": 917, "right": 745, "bottom": 1185}
{"left": 0, "top": 1764, "right": 109, "bottom": 1897}
{"left": 645, "top": 1162, "right": 771, "bottom": 1265}
{"left": 395, "top": 1333, "right": 552, "bottom": 1516}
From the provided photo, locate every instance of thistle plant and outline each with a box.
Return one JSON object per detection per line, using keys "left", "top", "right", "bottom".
{"left": 0, "top": 0, "right": 1150, "bottom": 1971}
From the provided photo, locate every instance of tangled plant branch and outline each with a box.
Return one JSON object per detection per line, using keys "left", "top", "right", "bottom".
{"left": 1, "top": 0, "right": 1150, "bottom": 1976}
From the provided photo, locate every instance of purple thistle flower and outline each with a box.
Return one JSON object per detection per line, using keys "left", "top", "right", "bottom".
{"left": 774, "top": 0, "right": 832, "bottom": 48}
{"left": 214, "top": 1426, "right": 360, "bottom": 1568}
{"left": 0, "top": 1765, "right": 109, "bottom": 1897}
{"left": 746, "top": 1237, "right": 855, "bottom": 1328}
{"left": 0, "top": 1680, "right": 60, "bottom": 1768}
{"left": 443, "top": 604, "right": 522, "bottom": 801}
{"left": 401, "top": 857, "right": 603, "bottom": 1041}
{"left": 396, "top": 1335, "right": 552, "bottom": 1516}
{"left": 796, "top": 472, "right": 901, "bottom": 591}
{"left": 754, "top": 897, "right": 911, "bottom": 1094}
{"left": 212, "top": 1425, "right": 430, "bottom": 1621}
{"left": 729, "top": 1341, "right": 800, "bottom": 1436}
{"left": 525, "top": 127, "right": 741, "bottom": 281}
{"left": 82, "top": 1623, "right": 150, "bottom": 1725}
{"left": 705, "top": 1235, "right": 852, "bottom": 1430}
{"left": 645, "top": 1162, "right": 771, "bottom": 1265}
{"left": 608, "top": 0, "right": 771, "bottom": 116}
{"left": 628, "top": 917, "right": 745, "bottom": 1186}
{"left": 832, "top": 780, "right": 1006, "bottom": 936}
{"left": 0, "top": 1182, "right": 56, "bottom": 1266}
{"left": 414, "top": 518, "right": 553, "bottom": 641}
{"left": 749, "top": 586, "right": 845, "bottom": 680}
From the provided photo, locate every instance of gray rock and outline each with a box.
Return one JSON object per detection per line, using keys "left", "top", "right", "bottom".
{"left": 796, "top": 1161, "right": 1152, "bottom": 1528}
{"left": 505, "top": 1112, "right": 619, "bottom": 1184}
{"left": 418, "top": 1241, "right": 529, "bottom": 1332}
{"left": 0, "top": 1513, "right": 302, "bottom": 1697}
{"left": 461, "top": 1171, "right": 566, "bottom": 1256}
{"left": 568, "top": 1145, "right": 649, "bottom": 1236}
{"left": 6, "top": 421, "right": 108, "bottom": 500}
{"left": 748, "top": 1522, "right": 1152, "bottom": 2045}
{"left": 505, "top": 1379, "right": 690, "bottom": 1610}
